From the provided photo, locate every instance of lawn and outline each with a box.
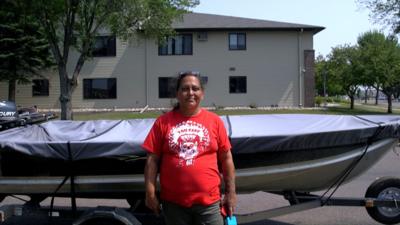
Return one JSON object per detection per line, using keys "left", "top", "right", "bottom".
{"left": 73, "top": 102, "right": 400, "bottom": 120}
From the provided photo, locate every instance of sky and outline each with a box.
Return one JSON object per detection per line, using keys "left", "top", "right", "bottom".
{"left": 192, "top": 0, "right": 387, "bottom": 57}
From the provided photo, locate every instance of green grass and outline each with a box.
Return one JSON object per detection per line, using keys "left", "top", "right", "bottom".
{"left": 72, "top": 102, "right": 400, "bottom": 120}
{"left": 74, "top": 111, "right": 164, "bottom": 120}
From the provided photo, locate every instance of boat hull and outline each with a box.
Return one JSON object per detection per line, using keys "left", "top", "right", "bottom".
{"left": 236, "top": 138, "right": 397, "bottom": 192}
{"left": 0, "top": 138, "right": 396, "bottom": 198}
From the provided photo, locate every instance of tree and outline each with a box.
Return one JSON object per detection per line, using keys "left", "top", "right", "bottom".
{"left": 327, "top": 45, "right": 361, "bottom": 109}
{"left": 357, "top": 30, "right": 400, "bottom": 113}
{"left": 29, "top": 0, "right": 198, "bottom": 120}
{"left": 0, "top": 0, "right": 53, "bottom": 101}
{"left": 315, "top": 54, "right": 344, "bottom": 97}
{"left": 357, "top": 30, "right": 387, "bottom": 105}
{"left": 358, "top": 0, "right": 400, "bottom": 33}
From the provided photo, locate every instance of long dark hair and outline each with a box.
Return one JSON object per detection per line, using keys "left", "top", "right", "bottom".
{"left": 173, "top": 71, "right": 204, "bottom": 110}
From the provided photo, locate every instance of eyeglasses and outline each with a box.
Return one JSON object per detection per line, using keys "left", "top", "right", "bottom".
{"left": 178, "top": 71, "right": 200, "bottom": 77}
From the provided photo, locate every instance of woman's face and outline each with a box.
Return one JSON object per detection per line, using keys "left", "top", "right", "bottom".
{"left": 176, "top": 75, "right": 204, "bottom": 111}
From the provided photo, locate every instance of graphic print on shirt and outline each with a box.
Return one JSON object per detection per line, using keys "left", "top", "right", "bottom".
{"left": 168, "top": 120, "right": 210, "bottom": 166}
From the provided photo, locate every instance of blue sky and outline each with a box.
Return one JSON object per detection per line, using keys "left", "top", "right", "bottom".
{"left": 193, "top": 0, "right": 386, "bottom": 57}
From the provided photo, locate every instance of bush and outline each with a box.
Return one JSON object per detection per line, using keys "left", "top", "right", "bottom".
{"left": 249, "top": 103, "right": 257, "bottom": 108}
{"left": 315, "top": 96, "right": 323, "bottom": 107}
{"left": 327, "top": 96, "right": 350, "bottom": 104}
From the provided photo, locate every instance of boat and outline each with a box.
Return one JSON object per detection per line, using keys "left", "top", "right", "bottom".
{"left": 0, "top": 100, "right": 26, "bottom": 130}
{"left": 17, "top": 106, "right": 57, "bottom": 125}
{"left": 0, "top": 113, "right": 398, "bottom": 194}
{"left": 0, "top": 101, "right": 57, "bottom": 131}
{"left": 0, "top": 114, "right": 399, "bottom": 224}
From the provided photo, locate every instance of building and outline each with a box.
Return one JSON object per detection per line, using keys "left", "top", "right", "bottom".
{"left": 0, "top": 13, "right": 324, "bottom": 109}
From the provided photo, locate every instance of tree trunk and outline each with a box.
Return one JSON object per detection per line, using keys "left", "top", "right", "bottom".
{"left": 60, "top": 98, "right": 73, "bottom": 120}
{"left": 387, "top": 95, "right": 393, "bottom": 114}
{"left": 364, "top": 87, "right": 369, "bottom": 104}
{"left": 375, "top": 88, "right": 379, "bottom": 105}
{"left": 58, "top": 66, "right": 73, "bottom": 120}
{"left": 350, "top": 96, "right": 354, "bottom": 109}
{"left": 8, "top": 79, "right": 16, "bottom": 102}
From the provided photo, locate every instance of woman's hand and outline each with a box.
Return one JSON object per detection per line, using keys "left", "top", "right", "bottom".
{"left": 145, "top": 192, "right": 161, "bottom": 215}
{"left": 222, "top": 190, "right": 237, "bottom": 216}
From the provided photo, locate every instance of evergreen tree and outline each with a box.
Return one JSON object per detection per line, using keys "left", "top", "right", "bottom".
{"left": 0, "top": 0, "right": 53, "bottom": 101}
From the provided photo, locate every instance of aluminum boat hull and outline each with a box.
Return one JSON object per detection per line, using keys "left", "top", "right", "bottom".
{"left": 0, "top": 138, "right": 395, "bottom": 198}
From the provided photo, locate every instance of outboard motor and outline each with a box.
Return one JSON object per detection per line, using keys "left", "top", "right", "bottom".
{"left": 0, "top": 101, "right": 23, "bottom": 130}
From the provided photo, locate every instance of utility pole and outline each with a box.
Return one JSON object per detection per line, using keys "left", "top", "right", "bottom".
{"left": 323, "top": 68, "right": 327, "bottom": 107}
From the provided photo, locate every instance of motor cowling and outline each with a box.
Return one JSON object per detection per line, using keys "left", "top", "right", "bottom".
{"left": 0, "top": 101, "right": 18, "bottom": 122}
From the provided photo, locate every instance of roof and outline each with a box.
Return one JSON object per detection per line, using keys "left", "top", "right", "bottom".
{"left": 172, "top": 12, "right": 324, "bottom": 34}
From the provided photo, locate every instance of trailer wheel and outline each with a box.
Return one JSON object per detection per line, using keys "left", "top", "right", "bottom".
{"left": 73, "top": 207, "right": 141, "bottom": 225}
{"left": 365, "top": 177, "right": 400, "bottom": 225}
{"left": 75, "top": 218, "right": 126, "bottom": 225}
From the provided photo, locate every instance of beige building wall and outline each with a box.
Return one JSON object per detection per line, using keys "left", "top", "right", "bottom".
{"left": 0, "top": 70, "right": 60, "bottom": 108}
{"left": 0, "top": 38, "right": 147, "bottom": 109}
{"left": 66, "top": 38, "right": 147, "bottom": 109}
{"left": 147, "top": 30, "right": 314, "bottom": 108}
{"left": 0, "top": 30, "right": 315, "bottom": 109}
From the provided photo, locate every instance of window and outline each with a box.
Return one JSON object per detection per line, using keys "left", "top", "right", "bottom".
{"left": 229, "top": 33, "right": 246, "bottom": 50}
{"left": 83, "top": 78, "right": 117, "bottom": 99}
{"left": 32, "top": 79, "right": 49, "bottom": 96}
{"left": 92, "top": 36, "right": 116, "bottom": 57}
{"left": 229, "top": 76, "right": 247, "bottom": 93}
{"left": 159, "top": 34, "right": 192, "bottom": 55}
{"left": 158, "top": 76, "right": 208, "bottom": 98}
{"left": 159, "top": 77, "right": 176, "bottom": 98}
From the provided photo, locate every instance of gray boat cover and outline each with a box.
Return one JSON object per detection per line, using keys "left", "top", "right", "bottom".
{"left": 0, "top": 114, "right": 399, "bottom": 160}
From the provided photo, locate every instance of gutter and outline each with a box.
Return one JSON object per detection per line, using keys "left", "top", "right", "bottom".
{"left": 298, "top": 28, "right": 304, "bottom": 107}
{"left": 144, "top": 37, "right": 148, "bottom": 106}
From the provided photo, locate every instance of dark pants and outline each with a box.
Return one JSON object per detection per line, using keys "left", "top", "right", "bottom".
{"left": 162, "top": 201, "right": 224, "bottom": 225}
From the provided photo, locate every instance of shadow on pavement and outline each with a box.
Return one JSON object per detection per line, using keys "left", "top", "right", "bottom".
{"left": 241, "top": 219, "right": 294, "bottom": 225}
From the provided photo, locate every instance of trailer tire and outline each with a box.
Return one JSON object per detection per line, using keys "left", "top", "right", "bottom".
{"left": 74, "top": 207, "right": 142, "bottom": 225}
{"left": 365, "top": 177, "right": 400, "bottom": 225}
{"left": 75, "top": 218, "right": 127, "bottom": 225}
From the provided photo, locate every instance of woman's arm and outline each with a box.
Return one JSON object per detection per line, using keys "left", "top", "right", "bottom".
{"left": 219, "top": 150, "right": 237, "bottom": 216}
{"left": 144, "top": 153, "right": 161, "bottom": 215}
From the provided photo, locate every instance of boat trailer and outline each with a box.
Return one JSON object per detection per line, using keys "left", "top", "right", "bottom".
{"left": 237, "top": 190, "right": 400, "bottom": 224}
{"left": 0, "top": 177, "right": 399, "bottom": 225}
{"left": 0, "top": 203, "right": 160, "bottom": 225}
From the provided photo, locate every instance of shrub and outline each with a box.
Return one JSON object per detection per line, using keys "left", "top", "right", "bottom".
{"left": 315, "top": 96, "right": 323, "bottom": 107}
{"left": 249, "top": 103, "right": 257, "bottom": 108}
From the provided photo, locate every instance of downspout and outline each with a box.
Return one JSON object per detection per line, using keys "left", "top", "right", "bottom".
{"left": 298, "top": 28, "right": 304, "bottom": 107}
{"left": 144, "top": 37, "right": 149, "bottom": 107}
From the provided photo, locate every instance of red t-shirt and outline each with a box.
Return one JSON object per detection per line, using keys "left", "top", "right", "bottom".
{"left": 142, "top": 108, "right": 231, "bottom": 207}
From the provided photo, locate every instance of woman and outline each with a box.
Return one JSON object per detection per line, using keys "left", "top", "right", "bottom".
{"left": 142, "top": 71, "right": 236, "bottom": 225}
